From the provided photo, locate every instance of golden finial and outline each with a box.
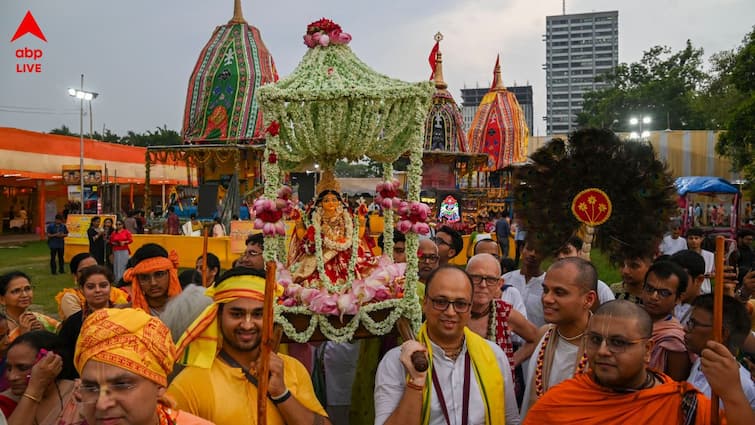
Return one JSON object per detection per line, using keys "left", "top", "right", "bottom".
{"left": 492, "top": 54, "right": 506, "bottom": 90}
{"left": 433, "top": 32, "right": 448, "bottom": 90}
{"left": 229, "top": 0, "right": 247, "bottom": 24}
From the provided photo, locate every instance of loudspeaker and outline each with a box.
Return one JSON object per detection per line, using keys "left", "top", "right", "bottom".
{"left": 198, "top": 184, "right": 219, "bottom": 217}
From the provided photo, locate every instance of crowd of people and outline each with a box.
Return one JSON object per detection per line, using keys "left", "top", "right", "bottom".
{"left": 2, "top": 190, "right": 755, "bottom": 424}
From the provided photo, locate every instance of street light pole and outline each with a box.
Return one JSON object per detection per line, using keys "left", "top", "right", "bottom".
{"left": 629, "top": 115, "right": 652, "bottom": 140}
{"left": 68, "top": 75, "right": 98, "bottom": 214}
{"left": 79, "top": 74, "right": 84, "bottom": 214}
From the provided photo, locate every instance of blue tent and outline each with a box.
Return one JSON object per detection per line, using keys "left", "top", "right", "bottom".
{"left": 674, "top": 176, "right": 739, "bottom": 196}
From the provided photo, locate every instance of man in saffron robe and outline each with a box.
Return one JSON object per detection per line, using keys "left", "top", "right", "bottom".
{"left": 524, "top": 300, "right": 755, "bottom": 425}
{"left": 374, "top": 266, "right": 520, "bottom": 425}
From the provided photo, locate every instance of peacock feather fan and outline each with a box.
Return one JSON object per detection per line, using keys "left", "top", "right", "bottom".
{"left": 512, "top": 128, "right": 676, "bottom": 265}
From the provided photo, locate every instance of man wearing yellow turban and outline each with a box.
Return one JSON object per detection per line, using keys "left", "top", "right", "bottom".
{"left": 169, "top": 268, "right": 329, "bottom": 424}
{"left": 74, "top": 308, "right": 212, "bottom": 425}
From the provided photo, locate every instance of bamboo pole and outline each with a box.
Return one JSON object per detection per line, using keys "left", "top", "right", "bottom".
{"left": 711, "top": 236, "right": 725, "bottom": 424}
{"left": 258, "top": 261, "right": 277, "bottom": 425}
{"left": 201, "top": 228, "right": 209, "bottom": 287}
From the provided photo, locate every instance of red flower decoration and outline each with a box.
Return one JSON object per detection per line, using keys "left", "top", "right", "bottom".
{"left": 268, "top": 152, "right": 277, "bottom": 164}
{"left": 266, "top": 121, "right": 280, "bottom": 136}
{"left": 307, "top": 18, "right": 341, "bottom": 34}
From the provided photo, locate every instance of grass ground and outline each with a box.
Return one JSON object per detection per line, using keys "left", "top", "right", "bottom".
{"left": 0, "top": 240, "right": 72, "bottom": 316}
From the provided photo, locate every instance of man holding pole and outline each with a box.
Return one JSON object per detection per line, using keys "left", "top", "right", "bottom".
{"left": 169, "top": 267, "right": 329, "bottom": 424}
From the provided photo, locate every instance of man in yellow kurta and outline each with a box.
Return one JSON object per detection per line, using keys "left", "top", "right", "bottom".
{"left": 169, "top": 268, "right": 329, "bottom": 425}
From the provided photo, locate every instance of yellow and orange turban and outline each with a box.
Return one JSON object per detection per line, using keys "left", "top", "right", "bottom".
{"left": 122, "top": 250, "right": 182, "bottom": 312}
{"left": 175, "top": 274, "right": 282, "bottom": 369}
{"left": 74, "top": 308, "right": 175, "bottom": 386}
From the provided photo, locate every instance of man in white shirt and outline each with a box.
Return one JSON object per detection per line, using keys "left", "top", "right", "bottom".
{"left": 374, "top": 266, "right": 520, "bottom": 425}
{"left": 669, "top": 249, "right": 706, "bottom": 327}
{"left": 659, "top": 224, "right": 687, "bottom": 255}
{"left": 684, "top": 293, "right": 755, "bottom": 409}
{"left": 520, "top": 257, "right": 598, "bottom": 417}
{"left": 503, "top": 239, "right": 546, "bottom": 327}
{"left": 473, "top": 238, "right": 527, "bottom": 318}
{"left": 685, "top": 227, "right": 715, "bottom": 293}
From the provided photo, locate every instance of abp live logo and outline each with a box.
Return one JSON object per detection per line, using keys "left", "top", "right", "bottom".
{"left": 11, "top": 10, "right": 47, "bottom": 73}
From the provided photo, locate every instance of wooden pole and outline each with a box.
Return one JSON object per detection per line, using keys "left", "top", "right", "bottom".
{"left": 711, "top": 236, "right": 725, "bottom": 424}
{"left": 201, "top": 228, "right": 209, "bottom": 287}
{"left": 258, "top": 261, "right": 277, "bottom": 425}
{"left": 396, "top": 317, "right": 428, "bottom": 372}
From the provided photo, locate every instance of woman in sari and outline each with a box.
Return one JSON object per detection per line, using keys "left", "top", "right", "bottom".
{"left": 57, "top": 265, "right": 123, "bottom": 378}
{"left": 0, "top": 331, "right": 77, "bottom": 424}
{"left": 0, "top": 272, "right": 58, "bottom": 343}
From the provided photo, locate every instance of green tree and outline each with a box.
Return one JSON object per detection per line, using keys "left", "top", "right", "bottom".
{"left": 121, "top": 125, "right": 182, "bottom": 146}
{"left": 716, "top": 28, "right": 755, "bottom": 190}
{"left": 577, "top": 41, "right": 709, "bottom": 131}
{"left": 49, "top": 125, "right": 76, "bottom": 136}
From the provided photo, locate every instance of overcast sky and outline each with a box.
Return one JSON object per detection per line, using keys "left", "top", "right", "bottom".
{"left": 1, "top": 0, "right": 753, "bottom": 138}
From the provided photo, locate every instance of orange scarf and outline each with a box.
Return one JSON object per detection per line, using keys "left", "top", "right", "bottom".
{"left": 524, "top": 371, "right": 721, "bottom": 425}
{"left": 122, "top": 251, "right": 182, "bottom": 313}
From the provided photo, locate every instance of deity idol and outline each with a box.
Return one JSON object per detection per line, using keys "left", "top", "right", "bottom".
{"left": 288, "top": 171, "right": 380, "bottom": 286}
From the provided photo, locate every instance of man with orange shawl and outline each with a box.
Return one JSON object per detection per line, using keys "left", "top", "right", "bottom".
{"left": 169, "top": 268, "right": 329, "bottom": 424}
{"left": 122, "top": 243, "right": 182, "bottom": 317}
{"left": 523, "top": 300, "right": 755, "bottom": 425}
{"left": 73, "top": 307, "right": 213, "bottom": 425}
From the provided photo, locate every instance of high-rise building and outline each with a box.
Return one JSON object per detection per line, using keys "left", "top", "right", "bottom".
{"left": 544, "top": 10, "right": 618, "bottom": 135}
{"left": 460, "top": 86, "right": 533, "bottom": 135}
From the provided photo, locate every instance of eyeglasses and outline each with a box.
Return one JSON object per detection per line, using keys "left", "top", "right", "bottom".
{"left": 469, "top": 275, "right": 500, "bottom": 287}
{"left": 78, "top": 382, "right": 138, "bottom": 404}
{"left": 432, "top": 237, "right": 451, "bottom": 247}
{"left": 136, "top": 270, "right": 169, "bottom": 284}
{"left": 243, "top": 250, "right": 262, "bottom": 257}
{"left": 585, "top": 332, "right": 648, "bottom": 353}
{"left": 428, "top": 296, "right": 471, "bottom": 313}
{"left": 642, "top": 283, "right": 674, "bottom": 298}
{"left": 8, "top": 285, "right": 33, "bottom": 296}
{"left": 685, "top": 318, "right": 713, "bottom": 330}
{"left": 419, "top": 254, "right": 439, "bottom": 263}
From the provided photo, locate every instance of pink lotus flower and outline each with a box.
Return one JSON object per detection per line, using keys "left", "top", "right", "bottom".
{"left": 319, "top": 34, "right": 330, "bottom": 46}
{"left": 373, "top": 287, "right": 392, "bottom": 301}
{"left": 312, "top": 32, "right": 322, "bottom": 44}
{"left": 396, "top": 219, "right": 412, "bottom": 234}
{"left": 300, "top": 287, "right": 319, "bottom": 304}
{"left": 352, "top": 280, "right": 376, "bottom": 303}
{"left": 277, "top": 186, "right": 292, "bottom": 200}
{"left": 309, "top": 289, "right": 339, "bottom": 315}
{"left": 337, "top": 292, "right": 358, "bottom": 319}
{"left": 303, "top": 34, "right": 316, "bottom": 48}
{"left": 284, "top": 283, "right": 302, "bottom": 298}
{"left": 412, "top": 222, "right": 430, "bottom": 235}
{"left": 281, "top": 298, "right": 298, "bottom": 307}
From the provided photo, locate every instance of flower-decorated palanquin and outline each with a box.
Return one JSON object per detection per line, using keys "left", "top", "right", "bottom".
{"left": 256, "top": 18, "right": 434, "bottom": 343}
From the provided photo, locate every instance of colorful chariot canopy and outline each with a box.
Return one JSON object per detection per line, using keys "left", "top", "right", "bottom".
{"left": 182, "top": 0, "right": 278, "bottom": 144}
{"left": 467, "top": 56, "right": 529, "bottom": 171}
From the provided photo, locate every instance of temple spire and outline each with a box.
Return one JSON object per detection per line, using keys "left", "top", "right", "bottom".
{"left": 229, "top": 0, "right": 247, "bottom": 24}
{"left": 491, "top": 55, "right": 506, "bottom": 90}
